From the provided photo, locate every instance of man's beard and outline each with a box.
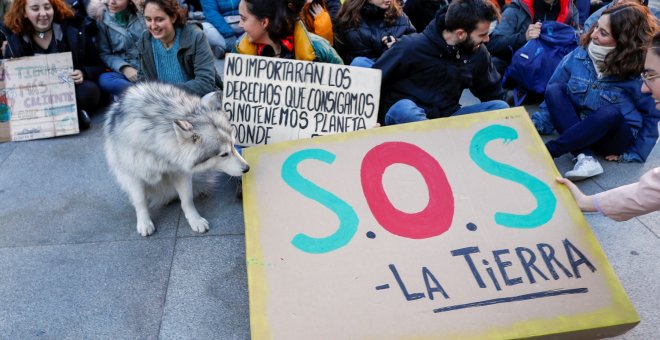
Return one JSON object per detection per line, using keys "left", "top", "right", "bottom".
{"left": 456, "top": 36, "right": 479, "bottom": 55}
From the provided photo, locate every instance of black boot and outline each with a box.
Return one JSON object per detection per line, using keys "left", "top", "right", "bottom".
{"left": 77, "top": 110, "right": 91, "bottom": 130}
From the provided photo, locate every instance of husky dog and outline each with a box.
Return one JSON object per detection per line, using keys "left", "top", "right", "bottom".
{"left": 104, "top": 82, "right": 249, "bottom": 236}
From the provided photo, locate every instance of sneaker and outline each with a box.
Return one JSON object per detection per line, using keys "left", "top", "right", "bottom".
{"left": 77, "top": 110, "right": 91, "bottom": 131}
{"left": 564, "top": 153, "right": 603, "bottom": 181}
{"left": 211, "top": 45, "right": 225, "bottom": 59}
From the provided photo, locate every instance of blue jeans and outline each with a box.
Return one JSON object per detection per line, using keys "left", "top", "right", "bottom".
{"left": 544, "top": 83, "right": 635, "bottom": 158}
{"left": 384, "top": 99, "right": 510, "bottom": 125}
{"left": 98, "top": 72, "right": 133, "bottom": 96}
{"left": 350, "top": 57, "right": 376, "bottom": 68}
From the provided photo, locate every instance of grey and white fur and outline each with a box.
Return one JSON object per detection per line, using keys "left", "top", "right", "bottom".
{"left": 104, "top": 82, "right": 249, "bottom": 236}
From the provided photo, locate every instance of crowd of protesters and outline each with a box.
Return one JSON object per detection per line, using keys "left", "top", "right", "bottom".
{"left": 0, "top": 0, "right": 659, "bottom": 208}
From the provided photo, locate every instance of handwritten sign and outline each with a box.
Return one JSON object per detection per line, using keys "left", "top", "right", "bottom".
{"left": 0, "top": 52, "right": 78, "bottom": 142}
{"left": 223, "top": 54, "right": 379, "bottom": 146}
{"left": 243, "top": 108, "right": 638, "bottom": 339}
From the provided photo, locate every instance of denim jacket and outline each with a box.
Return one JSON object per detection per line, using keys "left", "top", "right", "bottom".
{"left": 533, "top": 46, "right": 660, "bottom": 162}
{"left": 87, "top": 0, "right": 146, "bottom": 73}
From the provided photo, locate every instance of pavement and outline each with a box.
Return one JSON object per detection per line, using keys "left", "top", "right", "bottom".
{"left": 0, "top": 87, "right": 658, "bottom": 339}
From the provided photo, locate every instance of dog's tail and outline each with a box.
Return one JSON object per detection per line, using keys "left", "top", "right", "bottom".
{"left": 146, "top": 172, "right": 220, "bottom": 208}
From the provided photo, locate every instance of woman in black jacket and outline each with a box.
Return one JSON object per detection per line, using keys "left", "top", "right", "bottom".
{"left": 334, "top": 0, "right": 415, "bottom": 66}
{"left": 3, "top": 0, "right": 104, "bottom": 129}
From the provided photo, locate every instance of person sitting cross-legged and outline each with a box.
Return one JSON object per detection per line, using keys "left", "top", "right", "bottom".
{"left": 374, "top": 0, "right": 509, "bottom": 126}
{"left": 539, "top": 3, "right": 660, "bottom": 181}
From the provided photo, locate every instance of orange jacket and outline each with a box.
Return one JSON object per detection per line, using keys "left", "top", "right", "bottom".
{"left": 301, "top": 5, "right": 334, "bottom": 45}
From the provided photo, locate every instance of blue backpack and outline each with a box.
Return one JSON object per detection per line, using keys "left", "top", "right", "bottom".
{"left": 503, "top": 22, "right": 579, "bottom": 106}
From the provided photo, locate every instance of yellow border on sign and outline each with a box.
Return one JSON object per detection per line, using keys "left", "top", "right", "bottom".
{"left": 243, "top": 107, "right": 638, "bottom": 339}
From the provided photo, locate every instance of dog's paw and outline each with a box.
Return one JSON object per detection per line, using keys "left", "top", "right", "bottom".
{"left": 137, "top": 220, "right": 156, "bottom": 236}
{"left": 188, "top": 216, "right": 209, "bottom": 233}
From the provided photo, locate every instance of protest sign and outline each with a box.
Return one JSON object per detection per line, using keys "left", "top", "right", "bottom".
{"left": 243, "top": 108, "right": 638, "bottom": 339}
{"left": 223, "top": 54, "right": 379, "bottom": 146}
{"left": 0, "top": 52, "right": 78, "bottom": 142}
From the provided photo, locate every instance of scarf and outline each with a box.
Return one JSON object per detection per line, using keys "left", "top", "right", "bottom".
{"left": 587, "top": 41, "right": 615, "bottom": 77}
{"left": 112, "top": 9, "right": 131, "bottom": 27}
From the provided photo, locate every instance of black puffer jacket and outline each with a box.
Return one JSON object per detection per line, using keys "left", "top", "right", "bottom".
{"left": 3, "top": 21, "right": 104, "bottom": 81}
{"left": 374, "top": 12, "right": 504, "bottom": 122}
{"left": 335, "top": 4, "right": 415, "bottom": 64}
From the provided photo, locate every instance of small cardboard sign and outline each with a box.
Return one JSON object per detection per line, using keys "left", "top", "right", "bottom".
{"left": 243, "top": 108, "right": 638, "bottom": 339}
{"left": 0, "top": 52, "right": 78, "bottom": 142}
{"left": 223, "top": 54, "right": 379, "bottom": 146}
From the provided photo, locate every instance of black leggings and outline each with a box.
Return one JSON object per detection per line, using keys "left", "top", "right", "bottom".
{"left": 75, "top": 80, "right": 101, "bottom": 113}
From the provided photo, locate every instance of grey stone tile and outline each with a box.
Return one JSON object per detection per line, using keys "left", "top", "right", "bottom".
{"left": 0, "top": 239, "right": 174, "bottom": 339}
{"left": 0, "top": 140, "right": 17, "bottom": 165}
{"left": 159, "top": 235, "right": 250, "bottom": 339}
{"left": 0, "top": 126, "right": 178, "bottom": 247}
{"left": 637, "top": 212, "right": 660, "bottom": 237}
{"left": 585, "top": 214, "right": 660, "bottom": 339}
{"left": 176, "top": 174, "right": 245, "bottom": 237}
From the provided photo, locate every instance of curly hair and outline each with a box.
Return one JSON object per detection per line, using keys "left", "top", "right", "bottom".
{"left": 335, "top": 0, "right": 403, "bottom": 31}
{"left": 143, "top": 0, "right": 187, "bottom": 27}
{"left": 3, "top": 0, "right": 74, "bottom": 35}
{"left": 581, "top": 2, "right": 658, "bottom": 78}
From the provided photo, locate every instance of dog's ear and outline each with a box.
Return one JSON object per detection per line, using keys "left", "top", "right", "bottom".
{"left": 173, "top": 120, "right": 200, "bottom": 144}
{"left": 201, "top": 90, "right": 223, "bottom": 111}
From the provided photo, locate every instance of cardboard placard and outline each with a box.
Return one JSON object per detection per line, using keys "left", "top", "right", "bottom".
{"left": 243, "top": 108, "right": 638, "bottom": 339}
{"left": 223, "top": 54, "right": 379, "bottom": 146}
{"left": 0, "top": 52, "right": 78, "bottom": 142}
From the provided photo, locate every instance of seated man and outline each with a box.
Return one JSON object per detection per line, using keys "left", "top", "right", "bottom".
{"left": 374, "top": 0, "right": 509, "bottom": 126}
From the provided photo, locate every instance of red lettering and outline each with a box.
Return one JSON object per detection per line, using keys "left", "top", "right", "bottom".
{"left": 360, "top": 142, "right": 454, "bottom": 239}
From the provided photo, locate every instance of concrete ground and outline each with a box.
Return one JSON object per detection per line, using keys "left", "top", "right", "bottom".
{"left": 0, "top": 89, "right": 658, "bottom": 338}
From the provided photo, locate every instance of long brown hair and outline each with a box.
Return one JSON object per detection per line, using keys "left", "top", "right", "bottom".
{"left": 4, "top": 0, "right": 75, "bottom": 34}
{"left": 581, "top": 2, "right": 658, "bottom": 78}
{"left": 335, "top": 0, "right": 403, "bottom": 30}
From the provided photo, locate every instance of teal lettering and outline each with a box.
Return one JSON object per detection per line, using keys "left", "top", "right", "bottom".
{"left": 469, "top": 124, "right": 556, "bottom": 228}
{"left": 281, "top": 149, "right": 358, "bottom": 254}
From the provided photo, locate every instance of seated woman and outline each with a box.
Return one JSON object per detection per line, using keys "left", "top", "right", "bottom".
{"left": 334, "top": 0, "right": 415, "bottom": 67}
{"left": 138, "top": 0, "right": 221, "bottom": 97}
{"left": 3, "top": 0, "right": 105, "bottom": 130}
{"left": 300, "top": 0, "right": 334, "bottom": 45}
{"left": 538, "top": 3, "right": 660, "bottom": 181}
{"left": 488, "top": 0, "right": 580, "bottom": 77}
{"left": 200, "top": 0, "right": 244, "bottom": 58}
{"left": 234, "top": 0, "right": 342, "bottom": 64}
{"left": 88, "top": 0, "right": 146, "bottom": 96}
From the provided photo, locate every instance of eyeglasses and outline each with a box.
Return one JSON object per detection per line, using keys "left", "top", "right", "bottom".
{"left": 641, "top": 72, "right": 660, "bottom": 87}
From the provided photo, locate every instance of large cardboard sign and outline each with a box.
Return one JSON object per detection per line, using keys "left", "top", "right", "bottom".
{"left": 0, "top": 52, "right": 78, "bottom": 142}
{"left": 243, "top": 108, "right": 638, "bottom": 339}
{"left": 223, "top": 54, "right": 379, "bottom": 146}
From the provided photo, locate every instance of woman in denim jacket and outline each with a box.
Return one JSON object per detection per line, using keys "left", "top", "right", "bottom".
{"left": 536, "top": 3, "right": 660, "bottom": 181}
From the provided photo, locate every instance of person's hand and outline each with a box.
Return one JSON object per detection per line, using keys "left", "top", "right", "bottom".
{"left": 556, "top": 177, "right": 597, "bottom": 212}
{"left": 310, "top": 3, "right": 323, "bottom": 17}
{"left": 525, "top": 22, "right": 542, "bottom": 40}
{"left": 70, "top": 69, "right": 84, "bottom": 84}
{"left": 605, "top": 154, "right": 619, "bottom": 162}
{"left": 121, "top": 66, "right": 139, "bottom": 82}
{"left": 382, "top": 35, "right": 397, "bottom": 49}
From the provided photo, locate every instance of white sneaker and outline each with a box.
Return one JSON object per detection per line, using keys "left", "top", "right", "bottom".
{"left": 564, "top": 153, "right": 604, "bottom": 181}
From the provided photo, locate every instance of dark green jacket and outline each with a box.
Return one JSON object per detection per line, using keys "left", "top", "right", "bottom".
{"left": 137, "top": 23, "right": 222, "bottom": 96}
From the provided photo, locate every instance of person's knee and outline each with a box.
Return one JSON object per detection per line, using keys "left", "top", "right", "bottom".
{"left": 596, "top": 105, "right": 624, "bottom": 125}
{"left": 544, "top": 83, "right": 564, "bottom": 100}
{"left": 385, "top": 99, "right": 423, "bottom": 125}
{"left": 487, "top": 100, "right": 509, "bottom": 110}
